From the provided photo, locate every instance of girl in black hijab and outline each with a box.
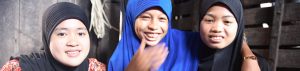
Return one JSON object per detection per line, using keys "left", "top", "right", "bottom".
{"left": 195, "top": 0, "right": 270, "bottom": 71}
{"left": 1, "top": 2, "right": 105, "bottom": 71}
{"left": 195, "top": 0, "right": 260, "bottom": 71}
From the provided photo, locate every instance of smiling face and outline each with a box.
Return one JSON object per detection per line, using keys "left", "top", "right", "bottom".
{"left": 199, "top": 4, "right": 238, "bottom": 49}
{"left": 49, "top": 19, "right": 90, "bottom": 67}
{"left": 134, "top": 7, "right": 169, "bottom": 46}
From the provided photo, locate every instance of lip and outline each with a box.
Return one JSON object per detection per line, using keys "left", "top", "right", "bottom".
{"left": 208, "top": 34, "right": 224, "bottom": 43}
{"left": 144, "top": 32, "right": 161, "bottom": 41}
{"left": 65, "top": 49, "right": 81, "bottom": 57}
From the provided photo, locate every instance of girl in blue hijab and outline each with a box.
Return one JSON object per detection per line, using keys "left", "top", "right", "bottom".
{"left": 108, "top": 0, "right": 199, "bottom": 70}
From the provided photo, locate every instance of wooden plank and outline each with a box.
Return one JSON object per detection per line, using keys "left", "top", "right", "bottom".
{"left": 244, "top": 3, "right": 300, "bottom": 26}
{"left": 0, "top": 0, "right": 19, "bottom": 67}
{"left": 245, "top": 27, "right": 270, "bottom": 46}
{"left": 283, "top": 3, "right": 300, "bottom": 22}
{"left": 242, "top": 0, "right": 273, "bottom": 9}
{"left": 252, "top": 49, "right": 300, "bottom": 68}
{"left": 277, "top": 49, "right": 300, "bottom": 68}
{"left": 173, "top": 0, "right": 195, "bottom": 15}
{"left": 244, "top": 7, "right": 273, "bottom": 26}
{"left": 246, "top": 22, "right": 300, "bottom": 46}
{"left": 173, "top": 16, "right": 194, "bottom": 31}
{"left": 268, "top": 0, "right": 284, "bottom": 71}
{"left": 172, "top": 0, "right": 197, "bottom": 31}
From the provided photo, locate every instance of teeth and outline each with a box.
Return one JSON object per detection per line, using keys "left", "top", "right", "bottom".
{"left": 66, "top": 50, "right": 80, "bottom": 57}
{"left": 146, "top": 33, "right": 158, "bottom": 38}
{"left": 145, "top": 33, "right": 159, "bottom": 41}
{"left": 66, "top": 51, "right": 78, "bottom": 54}
{"left": 211, "top": 36, "right": 222, "bottom": 40}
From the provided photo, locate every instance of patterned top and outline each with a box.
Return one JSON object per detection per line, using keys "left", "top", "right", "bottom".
{"left": 1, "top": 58, "right": 106, "bottom": 71}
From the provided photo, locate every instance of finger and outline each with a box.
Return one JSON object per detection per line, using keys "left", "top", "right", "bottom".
{"left": 137, "top": 38, "right": 147, "bottom": 53}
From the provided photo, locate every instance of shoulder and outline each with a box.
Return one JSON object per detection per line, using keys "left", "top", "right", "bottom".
{"left": 88, "top": 58, "right": 106, "bottom": 71}
{"left": 1, "top": 59, "right": 22, "bottom": 71}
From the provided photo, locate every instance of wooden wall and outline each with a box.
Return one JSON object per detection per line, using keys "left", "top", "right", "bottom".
{"left": 0, "top": 0, "right": 91, "bottom": 67}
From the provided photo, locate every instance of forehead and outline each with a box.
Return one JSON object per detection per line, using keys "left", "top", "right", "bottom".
{"left": 203, "top": 6, "right": 238, "bottom": 21}
{"left": 54, "top": 19, "right": 86, "bottom": 30}
{"left": 206, "top": 5, "right": 233, "bottom": 16}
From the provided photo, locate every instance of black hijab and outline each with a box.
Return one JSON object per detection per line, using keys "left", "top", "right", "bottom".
{"left": 196, "top": 0, "right": 244, "bottom": 71}
{"left": 19, "top": 2, "right": 90, "bottom": 71}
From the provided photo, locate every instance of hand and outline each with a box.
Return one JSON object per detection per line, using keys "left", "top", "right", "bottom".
{"left": 126, "top": 39, "right": 169, "bottom": 71}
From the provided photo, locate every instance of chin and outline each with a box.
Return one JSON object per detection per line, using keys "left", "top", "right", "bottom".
{"left": 65, "top": 63, "right": 81, "bottom": 67}
{"left": 146, "top": 41, "right": 160, "bottom": 47}
{"left": 64, "top": 59, "right": 84, "bottom": 67}
{"left": 208, "top": 44, "right": 226, "bottom": 49}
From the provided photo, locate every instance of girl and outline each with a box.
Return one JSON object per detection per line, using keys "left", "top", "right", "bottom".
{"left": 108, "top": 0, "right": 198, "bottom": 70}
{"left": 196, "top": 0, "right": 264, "bottom": 71}
{"left": 1, "top": 2, "right": 105, "bottom": 71}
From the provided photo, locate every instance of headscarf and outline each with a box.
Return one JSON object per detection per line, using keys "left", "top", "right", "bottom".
{"left": 195, "top": 0, "right": 244, "bottom": 71}
{"left": 19, "top": 2, "right": 91, "bottom": 71}
{"left": 108, "top": 0, "right": 199, "bottom": 70}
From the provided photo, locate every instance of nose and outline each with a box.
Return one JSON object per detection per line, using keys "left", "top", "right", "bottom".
{"left": 147, "top": 19, "right": 159, "bottom": 30}
{"left": 66, "top": 34, "right": 79, "bottom": 47}
{"left": 210, "top": 21, "right": 223, "bottom": 33}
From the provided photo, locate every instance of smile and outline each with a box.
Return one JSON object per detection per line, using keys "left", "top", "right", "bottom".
{"left": 144, "top": 32, "right": 161, "bottom": 41}
{"left": 65, "top": 50, "right": 81, "bottom": 57}
{"left": 209, "top": 35, "right": 224, "bottom": 43}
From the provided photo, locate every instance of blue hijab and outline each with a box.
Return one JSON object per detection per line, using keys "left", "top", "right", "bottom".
{"left": 108, "top": 0, "right": 199, "bottom": 70}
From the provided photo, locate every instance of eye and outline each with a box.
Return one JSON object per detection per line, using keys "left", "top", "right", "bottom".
{"left": 224, "top": 19, "right": 235, "bottom": 26}
{"left": 57, "top": 33, "right": 67, "bottom": 37}
{"left": 159, "top": 17, "right": 167, "bottom": 22}
{"left": 139, "top": 15, "right": 151, "bottom": 21}
{"left": 204, "top": 18, "right": 214, "bottom": 24}
{"left": 78, "top": 32, "right": 86, "bottom": 37}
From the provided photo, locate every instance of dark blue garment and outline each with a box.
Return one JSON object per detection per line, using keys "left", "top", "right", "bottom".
{"left": 108, "top": 0, "right": 200, "bottom": 71}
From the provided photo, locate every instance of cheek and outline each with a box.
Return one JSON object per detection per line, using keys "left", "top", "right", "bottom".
{"left": 161, "top": 22, "right": 168, "bottom": 34}
{"left": 134, "top": 21, "right": 146, "bottom": 39}
{"left": 199, "top": 23, "right": 212, "bottom": 44}
{"left": 229, "top": 28, "right": 238, "bottom": 38}
{"left": 49, "top": 38, "right": 66, "bottom": 56}
{"left": 199, "top": 23, "right": 210, "bottom": 36}
{"left": 225, "top": 25, "right": 238, "bottom": 42}
{"left": 80, "top": 37, "right": 90, "bottom": 51}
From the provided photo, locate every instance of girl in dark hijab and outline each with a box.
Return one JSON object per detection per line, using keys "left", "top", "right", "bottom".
{"left": 1, "top": 2, "right": 105, "bottom": 71}
{"left": 195, "top": 0, "right": 256, "bottom": 71}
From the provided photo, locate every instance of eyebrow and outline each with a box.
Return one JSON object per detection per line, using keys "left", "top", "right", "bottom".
{"left": 205, "top": 13, "right": 234, "bottom": 19}
{"left": 77, "top": 27, "right": 87, "bottom": 30}
{"left": 222, "top": 15, "right": 234, "bottom": 18}
{"left": 54, "top": 28, "right": 68, "bottom": 31}
{"left": 205, "top": 14, "right": 214, "bottom": 17}
{"left": 54, "top": 27, "right": 87, "bottom": 31}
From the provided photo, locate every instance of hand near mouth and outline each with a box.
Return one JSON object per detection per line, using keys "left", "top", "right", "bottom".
{"left": 126, "top": 39, "right": 169, "bottom": 71}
